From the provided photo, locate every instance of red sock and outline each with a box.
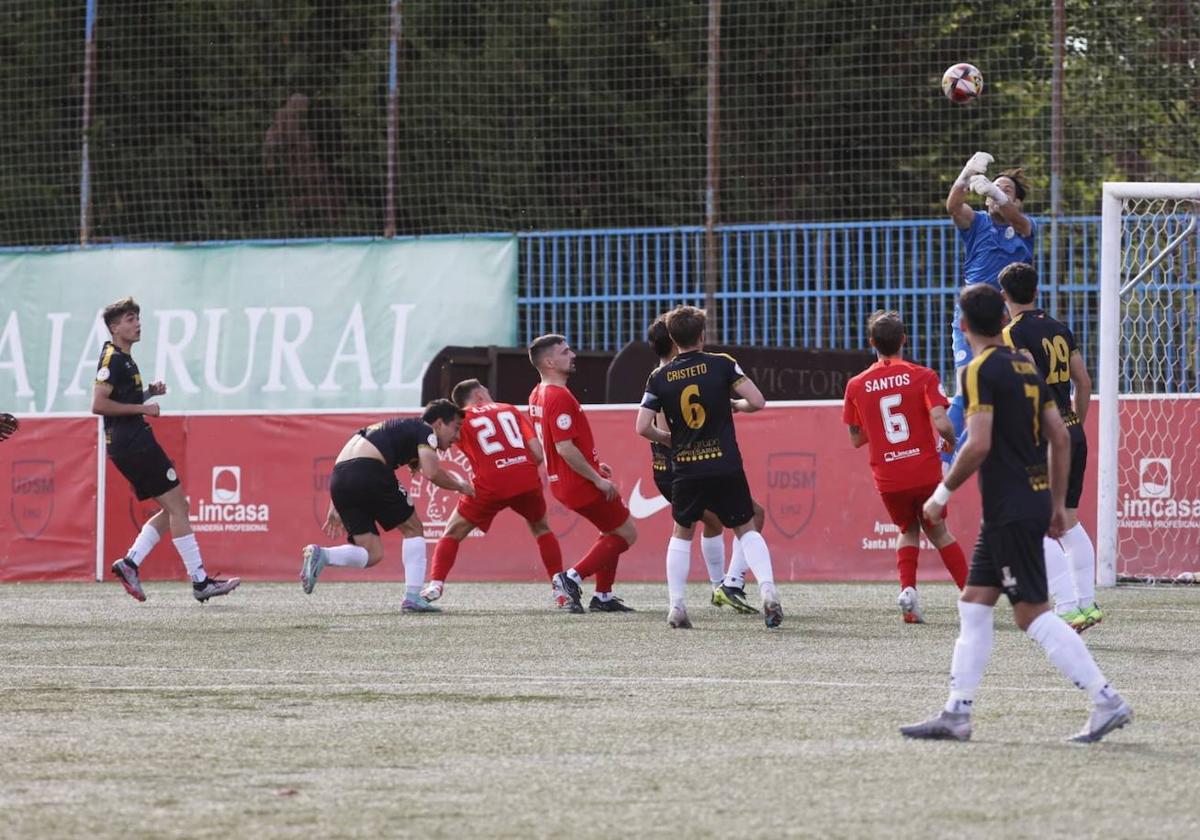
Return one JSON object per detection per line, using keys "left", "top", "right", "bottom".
{"left": 938, "top": 541, "right": 968, "bottom": 589}
{"left": 429, "top": 537, "right": 460, "bottom": 582}
{"left": 573, "top": 534, "right": 629, "bottom": 590}
{"left": 897, "top": 545, "right": 919, "bottom": 590}
{"left": 536, "top": 532, "right": 563, "bottom": 580}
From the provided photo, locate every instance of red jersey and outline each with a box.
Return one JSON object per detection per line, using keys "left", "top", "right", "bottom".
{"left": 456, "top": 402, "right": 542, "bottom": 499}
{"left": 528, "top": 382, "right": 602, "bottom": 508}
{"left": 842, "top": 358, "right": 949, "bottom": 493}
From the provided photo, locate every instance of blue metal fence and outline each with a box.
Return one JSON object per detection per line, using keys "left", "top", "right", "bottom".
{"left": 518, "top": 217, "right": 1109, "bottom": 387}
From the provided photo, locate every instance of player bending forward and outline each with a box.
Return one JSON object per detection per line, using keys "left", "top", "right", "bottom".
{"left": 98, "top": 297, "right": 239, "bottom": 603}
{"left": 1000, "top": 262, "right": 1101, "bottom": 632}
{"left": 637, "top": 305, "right": 782, "bottom": 630}
{"left": 645, "top": 315, "right": 764, "bottom": 615}
{"left": 901, "top": 286, "right": 1131, "bottom": 743}
{"left": 528, "top": 335, "right": 636, "bottom": 614}
{"left": 300, "top": 400, "right": 472, "bottom": 613}
{"left": 420, "top": 379, "right": 565, "bottom": 607}
{"left": 842, "top": 311, "right": 968, "bottom": 623}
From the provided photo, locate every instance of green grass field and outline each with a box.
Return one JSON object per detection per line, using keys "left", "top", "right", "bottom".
{"left": 1, "top": 581, "right": 1197, "bottom": 839}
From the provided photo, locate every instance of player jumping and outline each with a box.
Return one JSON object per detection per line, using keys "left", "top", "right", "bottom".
{"left": 842, "top": 310, "right": 968, "bottom": 623}
{"left": 636, "top": 305, "right": 782, "bottom": 629}
{"left": 300, "top": 399, "right": 472, "bottom": 613}
{"left": 901, "top": 285, "right": 1131, "bottom": 743}
{"left": 419, "top": 379, "right": 565, "bottom": 608}
{"left": 96, "top": 297, "right": 240, "bottom": 603}
{"left": 944, "top": 153, "right": 1035, "bottom": 466}
{"left": 1000, "top": 262, "right": 1101, "bottom": 631}
{"left": 528, "top": 334, "right": 637, "bottom": 614}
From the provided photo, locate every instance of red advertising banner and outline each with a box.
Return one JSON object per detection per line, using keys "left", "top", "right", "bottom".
{"left": 0, "top": 417, "right": 97, "bottom": 581}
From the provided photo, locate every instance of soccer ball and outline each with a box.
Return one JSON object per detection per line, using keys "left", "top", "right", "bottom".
{"left": 941, "top": 63, "right": 983, "bottom": 104}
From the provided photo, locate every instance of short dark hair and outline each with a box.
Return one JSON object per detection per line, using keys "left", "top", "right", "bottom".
{"left": 959, "top": 285, "right": 1007, "bottom": 337}
{"left": 647, "top": 316, "right": 674, "bottom": 359}
{"left": 665, "top": 305, "right": 706, "bottom": 348}
{"left": 450, "top": 378, "right": 484, "bottom": 408}
{"left": 867, "top": 310, "right": 906, "bottom": 357}
{"left": 102, "top": 297, "right": 140, "bottom": 331}
{"left": 422, "top": 398, "right": 465, "bottom": 426}
{"left": 528, "top": 334, "right": 566, "bottom": 368}
{"left": 996, "top": 168, "right": 1029, "bottom": 202}
{"left": 998, "top": 262, "right": 1038, "bottom": 305}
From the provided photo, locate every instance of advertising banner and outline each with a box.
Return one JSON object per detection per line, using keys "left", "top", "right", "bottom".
{"left": 0, "top": 417, "right": 97, "bottom": 581}
{"left": 0, "top": 236, "right": 517, "bottom": 414}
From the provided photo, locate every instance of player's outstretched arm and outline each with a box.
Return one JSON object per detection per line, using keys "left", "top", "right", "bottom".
{"left": 418, "top": 447, "right": 474, "bottom": 497}
{"left": 930, "top": 405, "right": 956, "bottom": 451}
{"left": 969, "top": 174, "right": 1032, "bottom": 237}
{"left": 635, "top": 407, "right": 670, "bottom": 445}
{"left": 1068, "top": 352, "right": 1092, "bottom": 426}
{"left": 0, "top": 413, "right": 18, "bottom": 442}
{"left": 731, "top": 378, "right": 766, "bottom": 413}
{"left": 947, "top": 151, "right": 991, "bottom": 230}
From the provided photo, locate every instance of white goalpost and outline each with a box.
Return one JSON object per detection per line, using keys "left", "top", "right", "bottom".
{"left": 1097, "top": 182, "right": 1200, "bottom": 586}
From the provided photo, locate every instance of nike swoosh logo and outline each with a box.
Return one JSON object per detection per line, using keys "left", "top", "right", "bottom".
{"left": 628, "top": 479, "right": 671, "bottom": 519}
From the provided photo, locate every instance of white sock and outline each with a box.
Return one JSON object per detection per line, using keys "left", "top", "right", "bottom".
{"left": 402, "top": 536, "right": 427, "bottom": 597}
{"left": 566, "top": 569, "right": 583, "bottom": 586}
{"left": 700, "top": 535, "right": 725, "bottom": 586}
{"left": 172, "top": 534, "right": 206, "bottom": 583}
{"left": 325, "top": 544, "right": 368, "bottom": 568}
{"left": 945, "top": 601, "right": 994, "bottom": 713}
{"left": 666, "top": 537, "right": 691, "bottom": 609}
{"left": 737, "top": 531, "right": 776, "bottom": 603}
{"left": 1025, "top": 610, "right": 1109, "bottom": 700}
{"left": 1043, "top": 536, "right": 1077, "bottom": 614}
{"left": 1061, "top": 523, "right": 1096, "bottom": 607}
{"left": 126, "top": 523, "right": 162, "bottom": 566}
{"left": 724, "top": 536, "right": 750, "bottom": 587}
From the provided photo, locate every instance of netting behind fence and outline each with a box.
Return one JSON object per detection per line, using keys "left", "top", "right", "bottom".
{"left": 0, "top": 1, "right": 1197, "bottom": 245}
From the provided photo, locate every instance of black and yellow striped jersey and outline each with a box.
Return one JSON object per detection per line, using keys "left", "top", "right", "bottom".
{"left": 962, "top": 345, "right": 1054, "bottom": 526}
{"left": 1002, "top": 308, "right": 1082, "bottom": 427}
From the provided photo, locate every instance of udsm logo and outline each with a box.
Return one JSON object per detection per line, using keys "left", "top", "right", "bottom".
{"left": 212, "top": 465, "right": 242, "bottom": 504}
{"left": 1138, "top": 458, "right": 1171, "bottom": 499}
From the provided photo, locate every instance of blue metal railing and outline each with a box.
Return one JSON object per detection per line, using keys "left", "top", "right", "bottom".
{"left": 518, "top": 216, "right": 1119, "bottom": 388}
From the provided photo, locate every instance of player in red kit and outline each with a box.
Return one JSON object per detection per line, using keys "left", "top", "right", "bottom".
{"left": 528, "top": 334, "right": 637, "bottom": 613}
{"left": 420, "top": 379, "right": 565, "bottom": 607}
{"left": 842, "top": 311, "right": 969, "bottom": 623}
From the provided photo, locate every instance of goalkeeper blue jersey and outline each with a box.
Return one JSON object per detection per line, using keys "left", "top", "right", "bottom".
{"left": 959, "top": 211, "right": 1036, "bottom": 288}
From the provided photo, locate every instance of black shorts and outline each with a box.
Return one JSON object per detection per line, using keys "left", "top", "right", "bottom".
{"left": 968, "top": 518, "right": 1050, "bottom": 605}
{"left": 330, "top": 458, "right": 414, "bottom": 538}
{"left": 671, "top": 472, "right": 754, "bottom": 529}
{"left": 653, "top": 471, "right": 674, "bottom": 503}
{"left": 1066, "top": 427, "right": 1088, "bottom": 509}
{"left": 110, "top": 441, "right": 180, "bottom": 501}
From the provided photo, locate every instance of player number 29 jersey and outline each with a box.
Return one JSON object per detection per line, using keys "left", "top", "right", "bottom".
{"left": 1002, "top": 309, "right": 1081, "bottom": 428}
{"left": 457, "top": 402, "right": 541, "bottom": 498}
{"left": 842, "top": 359, "right": 949, "bottom": 492}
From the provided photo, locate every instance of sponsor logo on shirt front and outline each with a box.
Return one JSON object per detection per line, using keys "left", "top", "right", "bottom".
{"left": 883, "top": 448, "right": 921, "bottom": 462}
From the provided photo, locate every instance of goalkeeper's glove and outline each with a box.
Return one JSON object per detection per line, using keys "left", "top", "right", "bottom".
{"left": 956, "top": 151, "right": 993, "bottom": 187}
{"left": 969, "top": 174, "right": 1010, "bottom": 206}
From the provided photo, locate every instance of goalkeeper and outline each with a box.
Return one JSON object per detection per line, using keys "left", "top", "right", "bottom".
{"left": 943, "top": 153, "right": 1035, "bottom": 466}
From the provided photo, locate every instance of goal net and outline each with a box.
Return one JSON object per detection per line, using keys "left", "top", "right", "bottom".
{"left": 1098, "top": 183, "right": 1200, "bottom": 585}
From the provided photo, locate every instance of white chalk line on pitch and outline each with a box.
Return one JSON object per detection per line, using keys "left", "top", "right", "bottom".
{"left": 0, "top": 663, "right": 1191, "bottom": 696}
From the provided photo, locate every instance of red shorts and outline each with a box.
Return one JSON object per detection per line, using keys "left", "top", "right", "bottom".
{"left": 879, "top": 482, "right": 943, "bottom": 531}
{"left": 457, "top": 487, "right": 547, "bottom": 533}
{"left": 572, "top": 494, "right": 631, "bottom": 533}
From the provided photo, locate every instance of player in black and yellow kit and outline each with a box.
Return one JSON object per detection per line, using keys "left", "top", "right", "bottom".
{"left": 999, "top": 262, "right": 1101, "bottom": 632}
{"left": 900, "top": 285, "right": 1131, "bottom": 743}
{"left": 300, "top": 400, "right": 472, "bottom": 613}
{"left": 636, "top": 306, "right": 782, "bottom": 629}
{"left": 94, "top": 298, "right": 240, "bottom": 603}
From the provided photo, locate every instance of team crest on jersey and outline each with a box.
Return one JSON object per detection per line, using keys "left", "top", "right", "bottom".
{"left": 95, "top": 367, "right": 111, "bottom": 382}
{"left": 311, "top": 455, "right": 336, "bottom": 528}
{"left": 556, "top": 413, "right": 573, "bottom": 431}
{"left": 1004, "top": 226, "right": 1015, "bottom": 239}
{"left": 765, "top": 452, "right": 817, "bottom": 538}
{"left": 10, "top": 459, "right": 55, "bottom": 539}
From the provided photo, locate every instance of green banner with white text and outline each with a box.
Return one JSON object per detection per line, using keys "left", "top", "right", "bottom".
{"left": 0, "top": 237, "right": 516, "bottom": 412}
